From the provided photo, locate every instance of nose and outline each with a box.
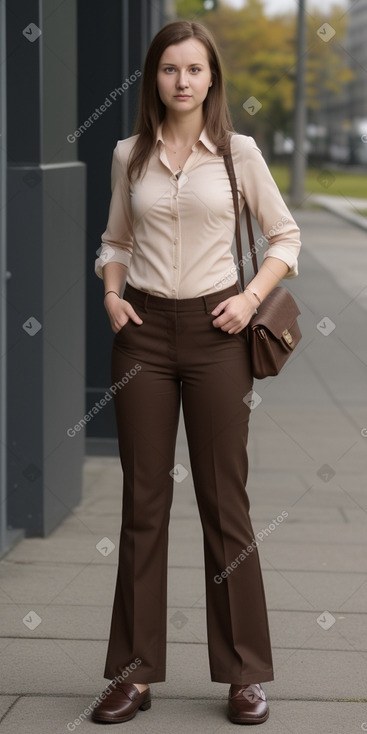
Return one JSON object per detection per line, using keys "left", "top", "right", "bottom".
{"left": 176, "top": 71, "right": 189, "bottom": 89}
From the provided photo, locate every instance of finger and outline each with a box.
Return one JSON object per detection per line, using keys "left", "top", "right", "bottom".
{"left": 216, "top": 315, "right": 244, "bottom": 333}
{"left": 211, "top": 298, "right": 229, "bottom": 316}
{"left": 125, "top": 303, "right": 143, "bottom": 324}
{"left": 212, "top": 313, "right": 234, "bottom": 329}
{"left": 212, "top": 306, "right": 237, "bottom": 328}
{"left": 230, "top": 318, "right": 250, "bottom": 334}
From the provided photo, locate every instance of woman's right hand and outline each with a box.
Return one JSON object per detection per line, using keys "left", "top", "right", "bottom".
{"left": 104, "top": 293, "right": 143, "bottom": 333}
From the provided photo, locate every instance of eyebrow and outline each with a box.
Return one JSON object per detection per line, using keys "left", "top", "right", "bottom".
{"left": 161, "top": 62, "right": 204, "bottom": 66}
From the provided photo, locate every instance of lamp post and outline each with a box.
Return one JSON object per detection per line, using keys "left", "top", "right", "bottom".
{"left": 289, "top": 0, "right": 307, "bottom": 206}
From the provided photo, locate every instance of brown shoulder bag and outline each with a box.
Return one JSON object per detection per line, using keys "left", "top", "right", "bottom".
{"left": 223, "top": 148, "right": 302, "bottom": 379}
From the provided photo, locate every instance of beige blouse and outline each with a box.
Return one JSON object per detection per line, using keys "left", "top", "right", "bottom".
{"left": 95, "top": 123, "right": 301, "bottom": 298}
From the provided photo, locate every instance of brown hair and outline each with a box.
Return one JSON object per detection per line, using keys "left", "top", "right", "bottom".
{"left": 126, "top": 19, "right": 235, "bottom": 183}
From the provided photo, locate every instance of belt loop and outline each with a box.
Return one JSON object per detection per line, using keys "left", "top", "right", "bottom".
{"left": 142, "top": 291, "right": 149, "bottom": 312}
{"left": 202, "top": 293, "right": 211, "bottom": 314}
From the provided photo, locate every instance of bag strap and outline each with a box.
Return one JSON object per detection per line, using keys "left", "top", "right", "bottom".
{"left": 223, "top": 142, "right": 258, "bottom": 291}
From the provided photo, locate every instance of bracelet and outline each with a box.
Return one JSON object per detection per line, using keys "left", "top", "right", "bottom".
{"left": 244, "top": 288, "right": 261, "bottom": 305}
{"left": 104, "top": 290, "right": 120, "bottom": 300}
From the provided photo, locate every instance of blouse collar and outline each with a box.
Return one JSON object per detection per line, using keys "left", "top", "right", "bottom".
{"left": 156, "top": 121, "right": 217, "bottom": 155}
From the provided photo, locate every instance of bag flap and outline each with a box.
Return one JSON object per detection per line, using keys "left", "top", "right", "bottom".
{"left": 250, "top": 286, "right": 301, "bottom": 339}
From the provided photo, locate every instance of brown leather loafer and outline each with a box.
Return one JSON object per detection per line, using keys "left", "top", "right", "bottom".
{"left": 91, "top": 682, "right": 151, "bottom": 723}
{"left": 228, "top": 683, "right": 269, "bottom": 724}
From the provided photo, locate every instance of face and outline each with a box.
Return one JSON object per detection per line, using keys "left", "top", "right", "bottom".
{"left": 156, "top": 38, "right": 213, "bottom": 113}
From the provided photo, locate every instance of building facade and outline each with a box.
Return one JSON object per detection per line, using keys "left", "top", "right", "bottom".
{"left": 0, "top": 0, "right": 171, "bottom": 555}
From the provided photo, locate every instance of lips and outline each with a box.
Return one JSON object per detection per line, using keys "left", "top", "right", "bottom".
{"left": 174, "top": 95, "right": 191, "bottom": 98}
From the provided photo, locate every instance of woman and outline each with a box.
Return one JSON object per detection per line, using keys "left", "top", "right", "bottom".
{"left": 92, "top": 19, "right": 301, "bottom": 726}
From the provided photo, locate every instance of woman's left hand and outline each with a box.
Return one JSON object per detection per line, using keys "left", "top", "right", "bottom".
{"left": 211, "top": 291, "right": 259, "bottom": 334}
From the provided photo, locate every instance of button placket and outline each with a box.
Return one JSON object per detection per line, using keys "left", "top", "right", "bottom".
{"left": 169, "top": 176, "right": 179, "bottom": 293}
{"left": 168, "top": 170, "right": 189, "bottom": 297}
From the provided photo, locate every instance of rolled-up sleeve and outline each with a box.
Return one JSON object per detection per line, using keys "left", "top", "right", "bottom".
{"left": 95, "top": 142, "right": 134, "bottom": 279}
{"left": 236, "top": 136, "right": 301, "bottom": 278}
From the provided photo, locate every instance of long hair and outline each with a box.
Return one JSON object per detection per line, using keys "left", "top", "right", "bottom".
{"left": 126, "top": 19, "right": 235, "bottom": 184}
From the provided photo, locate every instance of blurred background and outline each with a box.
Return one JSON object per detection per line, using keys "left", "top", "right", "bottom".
{"left": 0, "top": 0, "right": 366, "bottom": 553}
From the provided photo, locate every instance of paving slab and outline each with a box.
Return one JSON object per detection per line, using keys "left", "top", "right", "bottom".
{"left": 0, "top": 639, "right": 106, "bottom": 696}
{"left": 2, "top": 638, "right": 367, "bottom": 703}
{"left": 268, "top": 610, "right": 367, "bottom": 652}
{"left": 2, "top": 603, "right": 367, "bottom": 653}
{"left": 0, "top": 697, "right": 17, "bottom": 721}
{"left": 253, "top": 541, "right": 367, "bottom": 573}
{"left": 1, "top": 697, "right": 367, "bottom": 734}
{"left": 0, "top": 562, "right": 117, "bottom": 607}
{"left": 0, "top": 603, "right": 111, "bottom": 640}
{"left": 261, "top": 568, "right": 367, "bottom": 612}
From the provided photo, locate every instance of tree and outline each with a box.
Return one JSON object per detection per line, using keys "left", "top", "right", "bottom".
{"left": 304, "top": 7, "right": 353, "bottom": 112}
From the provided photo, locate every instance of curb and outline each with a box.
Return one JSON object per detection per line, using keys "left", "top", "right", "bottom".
{"left": 310, "top": 196, "right": 367, "bottom": 232}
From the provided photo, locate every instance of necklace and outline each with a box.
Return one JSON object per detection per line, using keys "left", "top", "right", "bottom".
{"left": 162, "top": 124, "right": 196, "bottom": 154}
{"left": 163, "top": 140, "right": 193, "bottom": 170}
{"left": 163, "top": 141, "right": 193, "bottom": 154}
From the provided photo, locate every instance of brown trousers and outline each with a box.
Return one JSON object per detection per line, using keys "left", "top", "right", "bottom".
{"left": 103, "top": 281, "right": 274, "bottom": 684}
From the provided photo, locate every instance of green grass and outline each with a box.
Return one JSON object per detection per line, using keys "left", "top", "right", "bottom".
{"left": 269, "top": 164, "right": 367, "bottom": 199}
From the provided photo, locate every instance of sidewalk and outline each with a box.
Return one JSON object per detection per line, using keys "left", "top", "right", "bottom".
{"left": 1, "top": 207, "right": 367, "bottom": 733}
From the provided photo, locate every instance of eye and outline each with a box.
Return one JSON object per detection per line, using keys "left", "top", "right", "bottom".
{"left": 162, "top": 66, "right": 201, "bottom": 73}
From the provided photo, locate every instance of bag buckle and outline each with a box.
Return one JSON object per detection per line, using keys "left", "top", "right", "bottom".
{"left": 282, "top": 328, "right": 293, "bottom": 346}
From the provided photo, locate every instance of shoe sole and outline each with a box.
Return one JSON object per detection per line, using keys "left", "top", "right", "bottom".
{"left": 92, "top": 699, "right": 151, "bottom": 723}
{"left": 228, "top": 707, "right": 269, "bottom": 725}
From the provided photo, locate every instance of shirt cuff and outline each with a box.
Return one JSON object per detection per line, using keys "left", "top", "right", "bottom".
{"left": 95, "top": 246, "right": 131, "bottom": 279}
{"left": 262, "top": 246, "right": 299, "bottom": 278}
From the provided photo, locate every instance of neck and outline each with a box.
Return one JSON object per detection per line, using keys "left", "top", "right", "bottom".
{"left": 162, "top": 109, "right": 205, "bottom": 146}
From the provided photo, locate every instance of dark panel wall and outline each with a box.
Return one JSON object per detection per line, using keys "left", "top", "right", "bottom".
{"left": 6, "top": 0, "right": 86, "bottom": 536}
{"left": 77, "top": 1, "right": 126, "bottom": 441}
{"left": 78, "top": 1, "right": 165, "bottom": 441}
